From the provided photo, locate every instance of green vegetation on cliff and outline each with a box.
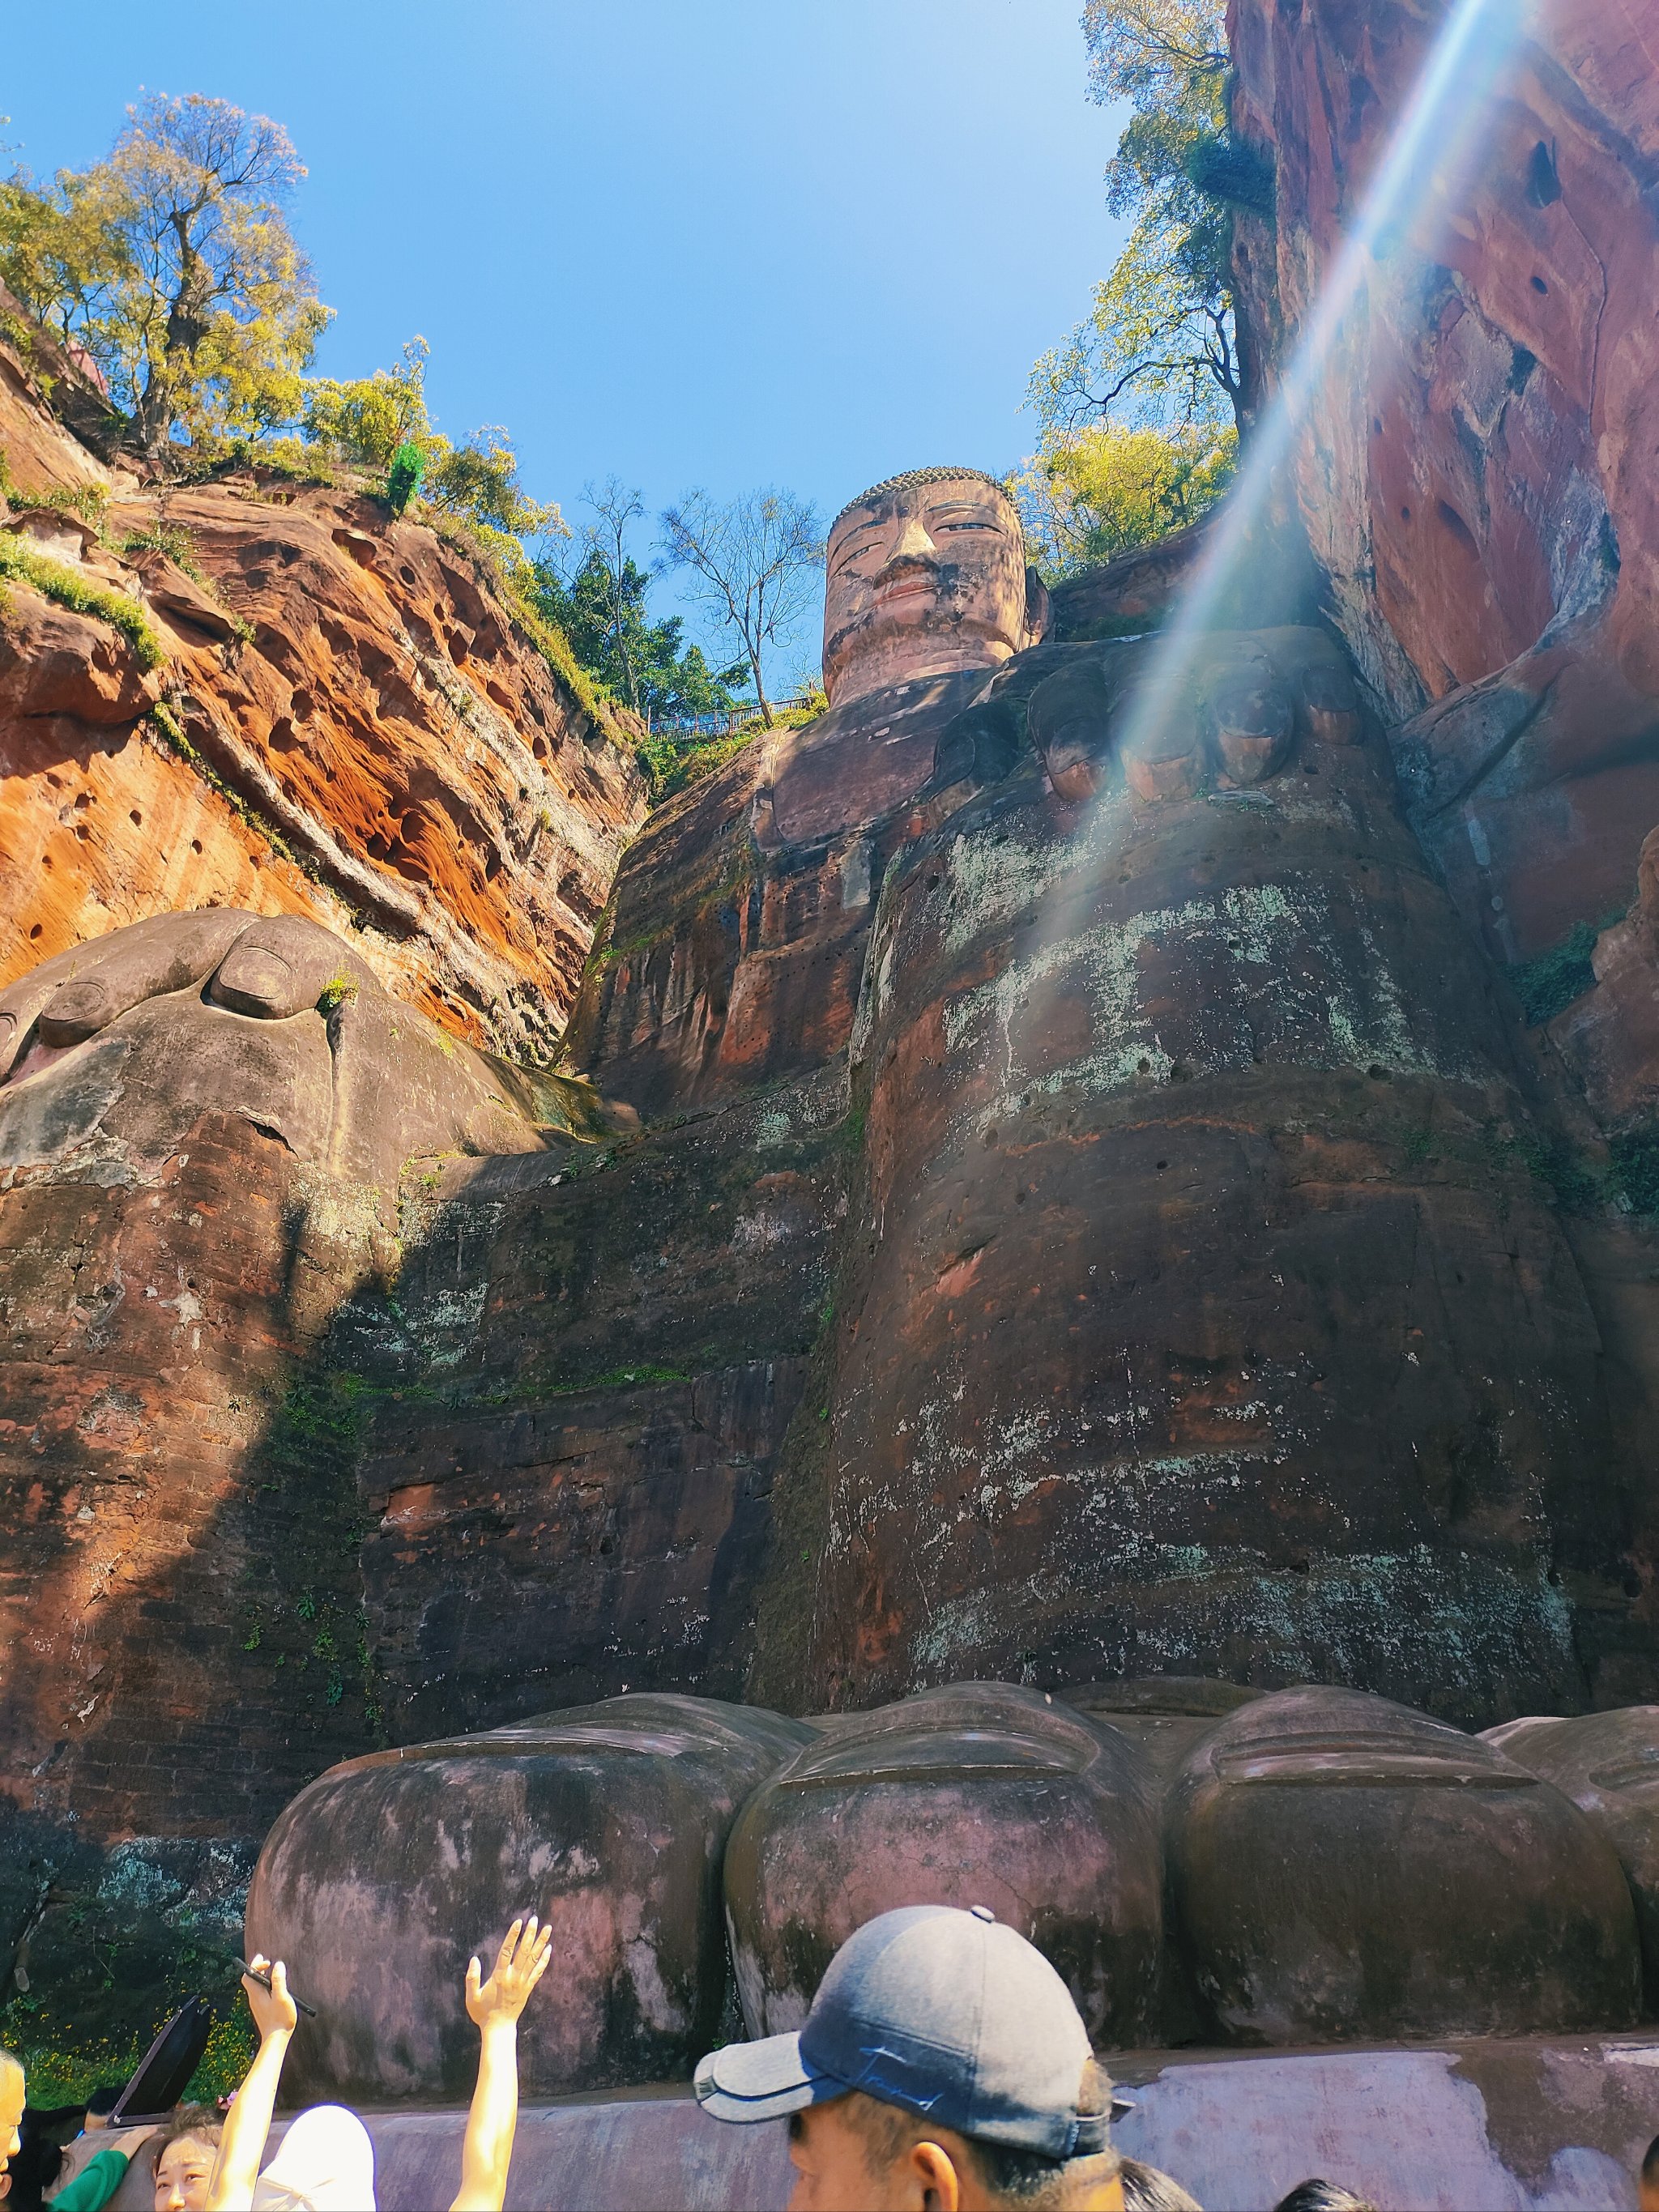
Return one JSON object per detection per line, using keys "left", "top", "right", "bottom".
{"left": 1020, "top": 1, "right": 1264, "bottom": 575}
{"left": 0, "top": 93, "right": 326, "bottom": 456}
{"left": 0, "top": 529, "right": 164, "bottom": 666}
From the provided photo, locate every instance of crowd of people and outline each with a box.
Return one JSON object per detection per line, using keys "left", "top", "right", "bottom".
{"left": 0, "top": 1903, "right": 1654, "bottom": 2210}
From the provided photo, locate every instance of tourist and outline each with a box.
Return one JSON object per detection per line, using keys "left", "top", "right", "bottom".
{"left": 694, "top": 1903, "right": 1126, "bottom": 2210}
{"left": 0, "top": 2055, "right": 21, "bottom": 2189}
{"left": 240, "top": 2105, "right": 374, "bottom": 2211}
{"left": 151, "top": 2108, "right": 223, "bottom": 2210}
{"left": 1640, "top": 2133, "right": 1659, "bottom": 2212}
{"left": 450, "top": 1914, "right": 553, "bottom": 2212}
{"left": 1119, "top": 2159, "right": 1202, "bottom": 2211}
{"left": 79, "top": 2086, "right": 125, "bottom": 2130}
{"left": 1271, "top": 2184, "right": 1377, "bottom": 2212}
{"left": 205, "top": 1916, "right": 551, "bottom": 2212}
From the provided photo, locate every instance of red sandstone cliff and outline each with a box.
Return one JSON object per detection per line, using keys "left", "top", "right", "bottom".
{"left": 1226, "top": 0, "right": 1659, "bottom": 1127}
{"left": 0, "top": 300, "right": 646, "bottom": 1062}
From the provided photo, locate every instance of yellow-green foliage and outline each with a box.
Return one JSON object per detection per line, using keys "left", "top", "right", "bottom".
{"left": 636, "top": 722, "right": 757, "bottom": 800}
{"left": 118, "top": 518, "right": 206, "bottom": 582}
{"left": 5, "top": 2000, "right": 256, "bottom": 2110}
{"left": 1015, "top": 418, "right": 1236, "bottom": 577}
{"left": 317, "top": 972, "right": 358, "bottom": 1013}
{"left": 0, "top": 531, "right": 164, "bottom": 666}
{"left": 0, "top": 94, "right": 331, "bottom": 452}
{"left": 636, "top": 695, "right": 825, "bottom": 803}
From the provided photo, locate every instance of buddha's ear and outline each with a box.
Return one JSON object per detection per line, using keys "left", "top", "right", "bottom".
{"left": 1024, "top": 563, "right": 1051, "bottom": 646}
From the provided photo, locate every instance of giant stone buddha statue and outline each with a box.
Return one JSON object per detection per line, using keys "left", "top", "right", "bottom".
{"left": 7, "top": 455, "right": 1658, "bottom": 2101}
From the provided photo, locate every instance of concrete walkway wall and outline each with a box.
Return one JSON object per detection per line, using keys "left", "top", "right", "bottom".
{"left": 94, "top": 2035, "right": 1659, "bottom": 2210}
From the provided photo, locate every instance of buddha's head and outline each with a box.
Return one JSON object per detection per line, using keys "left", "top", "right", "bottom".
{"left": 823, "top": 467, "right": 1047, "bottom": 706}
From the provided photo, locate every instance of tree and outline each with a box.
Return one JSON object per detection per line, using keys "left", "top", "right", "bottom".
{"left": 657, "top": 488, "right": 824, "bottom": 727}
{"left": 303, "top": 335, "right": 431, "bottom": 470}
{"left": 423, "top": 424, "right": 557, "bottom": 541}
{"left": 0, "top": 93, "right": 330, "bottom": 454}
{"left": 578, "top": 477, "right": 647, "bottom": 711}
{"left": 542, "top": 477, "right": 751, "bottom": 720}
{"left": 1015, "top": 419, "right": 1236, "bottom": 578}
{"left": 1030, "top": 2, "right": 1272, "bottom": 448}
{"left": 532, "top": 540, "right": 748, "bottom": 721}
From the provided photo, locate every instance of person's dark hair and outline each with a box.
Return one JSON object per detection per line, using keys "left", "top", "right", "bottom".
{"left": 839, "top": 2058, "right": 1118, "bottom": 2208}
{"left": 1272, "top": 2184, "right": 1378, "bottom": 2212}
{"left": 149, "top": 2107, "right": 222, "bottom": 2172}
{"left": 1644, "top": 2134, "right": 1659, "bottom": 2185}
{"left": 83, "top": 2086, "right": 124, "bottom": 2118}
{"left": 1120, "top": 2154, "right": 1205, "bottom": 2211}
{"left": 4, "top": 2111, "right": 70, "bottom": 2212}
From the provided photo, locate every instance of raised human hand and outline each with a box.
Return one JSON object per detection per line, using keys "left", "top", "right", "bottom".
{"left": 242, "top": 1954, "right": 300, "bottom": 2041}
{"left": 464, "top": 1916, "right": 552, "bottom": 2032}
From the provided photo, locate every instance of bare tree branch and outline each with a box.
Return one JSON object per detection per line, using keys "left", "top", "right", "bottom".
{"left": 657, "top": 489, "right": 824, "bottom": 727}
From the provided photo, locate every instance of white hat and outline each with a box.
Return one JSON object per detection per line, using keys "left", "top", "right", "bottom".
{"left": 250, "top": 2104, "right": 376, "bottom": 2211}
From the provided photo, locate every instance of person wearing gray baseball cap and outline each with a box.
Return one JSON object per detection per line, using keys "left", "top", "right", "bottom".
{"left": 695, "top": 1904, "right": 1128, "bottom": 2210}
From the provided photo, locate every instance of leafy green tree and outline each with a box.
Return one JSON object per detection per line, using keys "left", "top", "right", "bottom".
{"left": 386, "top": 440, "right": 424, "bottom": 517}
{"left": 533, "top": 545, "right": 748, "bottom": 721}
{"left": 0, "top": 93, "right": 330, "bottom": 454}
{"left": 302, "top": 335, "right": 431, "bottom": 468}
{"left": 539, "top": 477, "right": 750, "bottom": 721}
{"left": 1015, "top": 419, "right": 1236, "bottom": 578}
{"left": 1031, "top": 2, "right": 1271, "bottom": 447}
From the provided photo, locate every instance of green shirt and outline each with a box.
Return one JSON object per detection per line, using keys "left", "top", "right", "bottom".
{"left": 49, "top": 2144, "right": 131, "bottom": 2212}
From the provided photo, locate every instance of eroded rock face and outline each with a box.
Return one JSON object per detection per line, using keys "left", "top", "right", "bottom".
{"left": 563, "top": 668, "right": 992, "bottom": 1119}
{"left": 1485, "top": 1706, "right": 1659, "bottom": 2005}
{"left": 350, "top": 1065, "right": 846, "bottom": 1743}
{"left": 1226, "top": 0, "right": 1659, "bottom": 996}
{"left": 244, "top": 1693, "right": 814, "bottom": 2102}
{"left": 723, "top": 1682, "right": 1163, "bottom": 2048}
{"left": 760, "top": 625, "right": 1628, "bottom": 1720}
{"left": 1166, "top": 1686, "right": 1641, "bottom": 2044}
{"left": 0, "top": 910, "right": 544, "bottom": 1840}
{"left": 0, "top": 309, "right": 645, "bottom": 1061}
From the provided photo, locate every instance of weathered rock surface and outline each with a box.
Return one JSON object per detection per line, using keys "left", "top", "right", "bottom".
{"left": 351, "top": 1067, "right": 846, "bottom": 1743}
{"left": 563, "top": 670, "right": 987, "bottom": 1119}
{"left": 1059, "top": 1677, "right": 1264, "bottom": 1792}
{"left": 1485, "top": 1705, "right": 1659, "bottom": 2005}
{"left": 244, "top": 1693, "right": 813, "bottom": 2102}
{"left": 723, "top": 1681, "right": 1163, "bottom": 2048}
{"left": 1166, "top": 1686, "right": 1641, "bottom": 2044}
{"left": 0, "top": 309, "right": 646, "bottom": 1063}
{"left": 752, "top": 625, "right": 1638, "bottom": 1720}
{"left": 0, "top": 910, "right": 546, "bottom": 1852}
{"left": 1226, "top": 0, "right": 1659, "bottom": 1093}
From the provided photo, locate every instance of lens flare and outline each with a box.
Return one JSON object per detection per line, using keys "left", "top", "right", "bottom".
{"left": 1109, "top": 0, "right": 1531, "bottom": 777}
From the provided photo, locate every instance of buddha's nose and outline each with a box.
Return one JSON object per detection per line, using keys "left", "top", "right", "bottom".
{"left": 879, "top": 515, "right": 938, "bottom": 571}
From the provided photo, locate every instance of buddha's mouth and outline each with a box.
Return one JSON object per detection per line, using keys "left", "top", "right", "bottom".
{"left": 873, "top": 569, "right": 940, "bottom": 607}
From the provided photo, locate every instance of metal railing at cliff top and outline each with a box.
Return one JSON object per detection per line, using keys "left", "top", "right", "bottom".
{"left": 645, "top": 693, "right": 821, "bottom": 743}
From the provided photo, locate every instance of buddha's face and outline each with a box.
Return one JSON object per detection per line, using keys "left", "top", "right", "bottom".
{"left": 823, "top": 472, "right": 1041, "bottom": 706}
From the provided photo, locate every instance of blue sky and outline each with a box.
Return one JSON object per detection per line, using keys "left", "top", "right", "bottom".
{"left": 3, "top": 1, "right": 1128, "bottom": 683}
